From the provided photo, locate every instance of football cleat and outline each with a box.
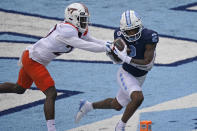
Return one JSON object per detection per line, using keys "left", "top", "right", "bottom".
{"left": 115, "top": 125, "right": 125, "bottom": 131}
{"left": 75, "top": 100, "right": 92, "bottom": 123}
{"left": 115, "top": 121, "right": 126, "bottom": 131}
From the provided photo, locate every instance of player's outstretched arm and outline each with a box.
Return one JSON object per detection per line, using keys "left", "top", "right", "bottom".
{"left": 83, "top": 33, "right": 107, "bottom": 46}
{"left": 114, "top": 45, "right": 132, "bottom": 64}
{"left": 55, "top": 35, "right": 108, "bottom": 52}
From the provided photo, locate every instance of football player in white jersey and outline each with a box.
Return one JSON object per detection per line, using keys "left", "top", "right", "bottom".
{"left": 75, "top": 10, "right": 159, "bottom": 131}
{"left": 0, "top": 3, "right": 111, "bottom": 131}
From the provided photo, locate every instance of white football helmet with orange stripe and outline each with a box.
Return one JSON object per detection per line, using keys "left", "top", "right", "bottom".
{"left": 65, "top": 3, "right": 90, "bottom": 33}
{"left": 120, "top": 10, "right": 143, "bottom": 42}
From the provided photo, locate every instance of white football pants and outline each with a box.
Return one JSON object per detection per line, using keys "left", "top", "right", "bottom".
{"left": 116, "top": 67, "right": 146, "bottom": 107}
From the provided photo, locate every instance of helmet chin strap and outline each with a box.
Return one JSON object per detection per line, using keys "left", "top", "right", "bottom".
{"left": 78, "top": 27, "right": 87, "bottom": 33}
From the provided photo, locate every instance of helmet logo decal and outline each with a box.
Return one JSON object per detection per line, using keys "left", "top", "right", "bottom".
{"left": 68, "top": 8, "right": 77, "bottom": 14}
{"left": 128, "top": 45, "right": 136, "bottom": 57}
{"left": 117, "top": 31, "right": 121, "bottom": 36}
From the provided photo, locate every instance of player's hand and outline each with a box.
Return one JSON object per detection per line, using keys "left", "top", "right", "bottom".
{"left": 105, "top": 42, "right": 122, "bottom": 64}
{"left": 114, "top": 46, "right": 132, "bottom": 64}
{"left": 105, "top": 42, "right": 113, "bottom": 53}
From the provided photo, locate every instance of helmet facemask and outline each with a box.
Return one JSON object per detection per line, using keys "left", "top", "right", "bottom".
{"left": 77, "top": 12, "right": 89, "bottom": 33}
{"left": 121, "top": 25, "right": 142, "bottom": 42}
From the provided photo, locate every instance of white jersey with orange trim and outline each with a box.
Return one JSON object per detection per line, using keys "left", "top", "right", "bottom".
{"left": 26, "top": 23, "right": 107, "bottom": 66}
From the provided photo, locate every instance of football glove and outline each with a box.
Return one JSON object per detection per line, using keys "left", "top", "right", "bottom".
{"left": 114, "top": 46, "right": 132, "bottom": 64}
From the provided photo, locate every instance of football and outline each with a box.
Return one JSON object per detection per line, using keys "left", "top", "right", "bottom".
{"left": 113, "top": 38, "right": 126, "bottom": 51}
{"left": 107, "top": 38, "right": 131, "bottom": 63}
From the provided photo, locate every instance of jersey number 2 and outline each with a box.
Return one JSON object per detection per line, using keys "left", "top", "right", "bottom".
{"left": 128, "top": 45, "right": 136, "bottom": 57}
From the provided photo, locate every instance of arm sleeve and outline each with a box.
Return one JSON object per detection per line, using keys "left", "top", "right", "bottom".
{"left": 55, "top": 35, "right": 106, "bottom": 52}
{"left": 82, "top": 31, "right": 107, "bottom": 46}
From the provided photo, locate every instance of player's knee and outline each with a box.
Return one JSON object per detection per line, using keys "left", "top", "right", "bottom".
{"left": 114, "top": 106, "right": 122, "bottom": 111}
{"left": 45, "top": 87, "right": 57, "bottom": 100}
{"left": 131, "top": 92, "right": 144, "bottom": 107}
{"left": 111, "top": 99, "right": 123, "bottom": 111}
{"left": 48, "top": 91, "right": 57, "bottom": 100}
{"left": 136, "top": 95, "right": 144, "bottom": 106}
{"left": 15, "top": 84, "right": 26, "bottom": 94}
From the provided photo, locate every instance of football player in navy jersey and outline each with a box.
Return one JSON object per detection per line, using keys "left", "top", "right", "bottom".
{"left": 75, "top": 10, "right": 159, "bottom": 131}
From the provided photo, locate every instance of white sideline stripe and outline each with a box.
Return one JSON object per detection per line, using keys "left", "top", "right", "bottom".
{"left": 0, "top": 90, "right": 63, "bottom": 112}
{"left": 68, "top": 93, "right": 197, "bottom": 131}
{"left": 1, "top": 11, "right": 197, "bottom": 64}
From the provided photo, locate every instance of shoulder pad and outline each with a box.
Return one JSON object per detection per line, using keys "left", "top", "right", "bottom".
{"left": 114, "top": 28, "right": 123, "bottom": 40}
{"left": 141, "top": 28, "right": 159, "bottom": 44}
{"left": 58, "top": 23, "right": 78, "bottom": 38}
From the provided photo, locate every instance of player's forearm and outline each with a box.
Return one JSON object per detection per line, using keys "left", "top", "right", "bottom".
{"left": 130, "top": 58, "right": 151, "bottom": 65}
{"left": 84, "top": 34, "right": 106, "bottom": 46}
{"left": 76, "top": 44, "right": 105, "bottom": 52}
{"left": 130, "top": 49, "right": 155, "bottom": 65}
{"left": 56, "top": 35, "right": 106, "bottom": 52}
{"left": 70, "top": 38, "right": 106, "bottom": 52}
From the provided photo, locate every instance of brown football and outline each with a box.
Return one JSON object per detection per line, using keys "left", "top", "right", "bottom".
{"left": 109, "top": 38, "right": 131, "bottom": 63}
{"left": 113, "top": 38, "right": 125, "bottom": 51}
{"left": 113, "top": 38, "right": 131, "bottom": 54}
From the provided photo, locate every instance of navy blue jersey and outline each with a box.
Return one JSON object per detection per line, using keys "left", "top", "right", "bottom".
{"left": 114, "top": 28, "right": 159, "bottom": 77}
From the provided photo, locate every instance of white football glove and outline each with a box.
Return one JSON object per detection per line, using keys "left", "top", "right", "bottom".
{"left": 114, "top": 46, "right": 132, "bottom": 64}
{"left": 105, "top": 42, "right": 122, "bottom": 64}
{"left": 105, "top": 42, "right": 113, "bottom": 53}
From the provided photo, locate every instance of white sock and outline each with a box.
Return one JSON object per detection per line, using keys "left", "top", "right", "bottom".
{"left": 86, "top": 101, "right": 93, "bottom": 111}
{"left": 117, "top": 120, "right": 126, "bottom": 127}
{"left": 47, "top": 120, "right": 56, "bottom": 131}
